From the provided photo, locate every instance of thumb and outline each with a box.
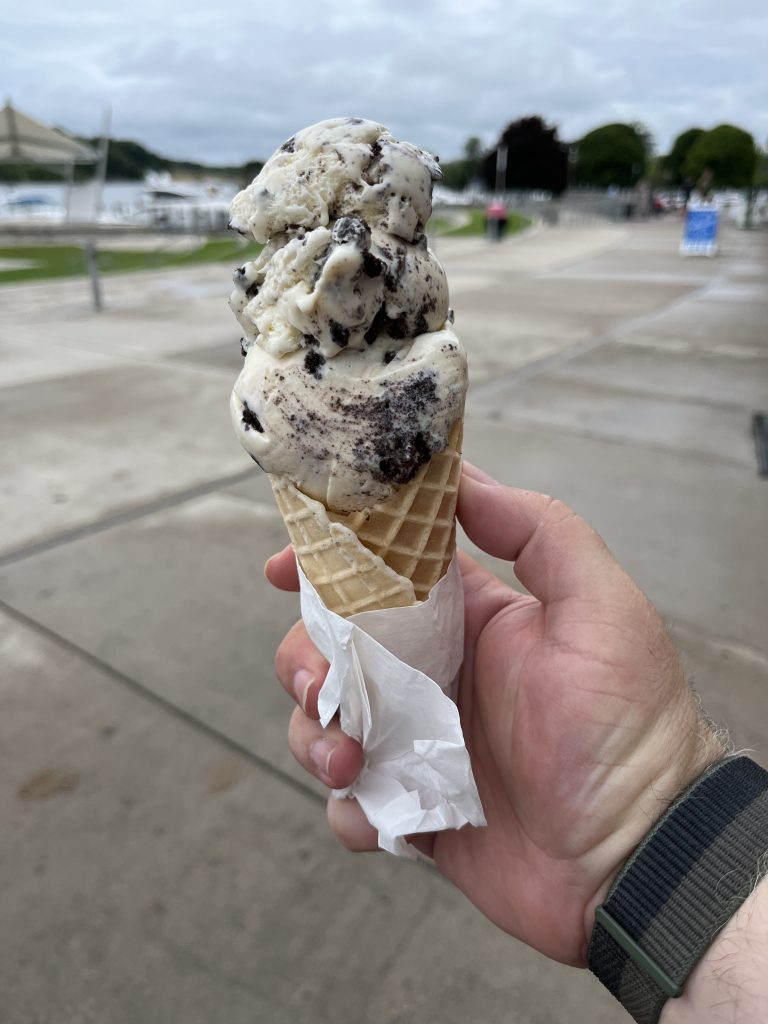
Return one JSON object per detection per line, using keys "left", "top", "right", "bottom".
{"left": 458, "top": 469, "right": 626, "bottom": 605}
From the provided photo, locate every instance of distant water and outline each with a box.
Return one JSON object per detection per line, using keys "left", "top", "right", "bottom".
{"left": 0, "top": 180, "right": 239, "bottom": 217}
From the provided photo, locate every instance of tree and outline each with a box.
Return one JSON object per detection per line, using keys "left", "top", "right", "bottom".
{"left": 439, "top": 136, "right": 485, "bottom": 192}
{"left": 480, "top": 116, "right": 568, "bottom": 194}
{"left": 645, "top": 154, "right": 666, "bottom": 188}
{"left": 663, "top": 128, "right": 704, "bottom": 184}
{"left": 464, "top": 137, "right": 482, "bottom": 160}
{"left": 98, "top": 138, "right": 169, "bottom": 180}
{"left": 756, "top": 145, "right": 768, "bottom": 189}
{"left": 463, "top": 136, "right": 483, "bottom": 184}
{"left": 631, "top": 121, "right": 655, "bottom": 160}
{"left": 683, "top": 125, "right": 757, "bottom": 188}
{"left": 575, "top": 123, "right": 649, "bottom": 188}
{"left": 0, "top": 163, "right": 61, "bottom": 183}
{"left": 239, "top": 160, "right": 264, "bottom": 187}
{"left": 440, "top": 160, "right": 469, "bottom": 191}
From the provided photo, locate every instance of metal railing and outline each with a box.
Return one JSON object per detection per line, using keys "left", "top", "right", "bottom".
{"left": 436, "top": 188, "right": 641, "bottom": 227}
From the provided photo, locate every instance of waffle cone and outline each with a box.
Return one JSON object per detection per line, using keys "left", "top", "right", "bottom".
{"left": 270, "top": 419, "right": 463, "bottom": 617}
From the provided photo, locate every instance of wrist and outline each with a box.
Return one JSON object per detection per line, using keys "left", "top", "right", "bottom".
{"left": 581, "top": 723, "right": 727, "bottom": 958}
{"left": 587, "top": 755, "right": 768, "bottom": 1024}
{"left": 659, "top": 874, "right": 768, "bottom": 1023}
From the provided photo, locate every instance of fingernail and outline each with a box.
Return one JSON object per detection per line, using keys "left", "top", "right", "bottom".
{"left": 309, "top": 738, "right": 336, "bottom": 778}
{"left": 462, "top": 462, "right": 500, "bottom": 485}
{"left": 293, "top": 669, "right": 315, "bottom": 712}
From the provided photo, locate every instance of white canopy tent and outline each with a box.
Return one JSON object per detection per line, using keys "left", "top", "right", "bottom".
{"left": 0, "top": 101, "right": 97, "bottom": 167}
{"left": 0, "top": 101, "right": 105, "bottom": 226}
{"left": 1, "top": 102, "right": 107, "bottom": 309}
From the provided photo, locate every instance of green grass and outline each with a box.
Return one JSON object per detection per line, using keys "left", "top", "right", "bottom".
{"left": 0, "top": 210, "right": 532, "bottom": 284}
{"left": 0, "top": 238, "right": 263, "bottom": 285}
{"left": 430, "top": 209, "right": 531, "bottom": 237}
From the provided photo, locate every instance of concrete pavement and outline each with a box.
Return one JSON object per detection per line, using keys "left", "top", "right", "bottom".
{"left": 1, "top": 218, "right": 767, "bottom": 1023}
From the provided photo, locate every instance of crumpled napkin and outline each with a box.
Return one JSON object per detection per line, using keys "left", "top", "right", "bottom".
{"left": 297, "top": 555, "right": 486, "bottom": 857}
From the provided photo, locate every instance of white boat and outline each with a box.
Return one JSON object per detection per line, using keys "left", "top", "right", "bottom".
{"left": 139, "top": 172, "right": 233, "bottom": 231}
{"left": 0, "top": 175, "right": 239, "bottom": 232}
{"left": 0, "top": 189, "right": 66, "bottom": 223}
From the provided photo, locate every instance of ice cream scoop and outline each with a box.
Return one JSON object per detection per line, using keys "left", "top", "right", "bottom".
{"left": 231, "top": 327, "right": 466, "bottom": 512}
{"left": 230, "top": 216, "right": 449, "bottom": 360}
{"left": 229, "top": 117, "right": 467, "bottom": 514}
{"left": 229, "top": 116, "right": 440, "bottom": 245}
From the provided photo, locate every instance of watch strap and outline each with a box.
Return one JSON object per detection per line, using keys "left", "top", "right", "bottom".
{"left": 587, "top": 756, "right": 768, "bottom": 1024}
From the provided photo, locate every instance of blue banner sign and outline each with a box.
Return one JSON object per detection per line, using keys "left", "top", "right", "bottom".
{"left": 680, "top": 207, "right": 719, "bottom": 256}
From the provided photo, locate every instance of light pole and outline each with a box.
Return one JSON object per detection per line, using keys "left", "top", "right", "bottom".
{"left": 495, "top": 142, "right": 508, "bottom": 194}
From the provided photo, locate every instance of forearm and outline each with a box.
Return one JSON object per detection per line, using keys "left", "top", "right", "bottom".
{"left": 660, "top": 874, "right": 768, "bottom": 1024}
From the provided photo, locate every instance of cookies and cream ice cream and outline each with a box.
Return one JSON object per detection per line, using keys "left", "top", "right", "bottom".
{"left": 227, "top": 119, "right": 485, "bottom": 851}
{"left": 229, "top": 117, "right": 467, "bottom": 513}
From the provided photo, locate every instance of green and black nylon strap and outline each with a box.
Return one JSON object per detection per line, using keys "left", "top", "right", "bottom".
{"left": 587, "top": 756, "right": 768, "bottom": 1024}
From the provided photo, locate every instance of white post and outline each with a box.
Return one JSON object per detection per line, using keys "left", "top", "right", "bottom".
{"left": 64, "top": 159, "right": 75, "bottom": 219}
{"left": 93, "top": 106, "right": 111, "bottom": 219}
{"left": 82, "top": 106, "right": 111, "bottom": 311}
{"left": 84, "top": 241, "right": 103, "bottom": 311}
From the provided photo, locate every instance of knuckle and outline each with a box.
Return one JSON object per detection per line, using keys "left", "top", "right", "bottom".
{"left": 541, "top": 496, "right": 599, "bottom": 545}
{"left": 336, "top": 832, "right": 360, "bottom": 852}
{"left": 327, "top": 797, "right": 375, "bottom": 853}
{"left": 330, "top": 816, "right": 361, "bottom": 852}
{"left": 274, "top": 641, "right": 287, "bottom": 679}
{"left": 274, "top": 620, "right": 302, "bottom": 680}
{"left": 287, "top": 705, "right": 314, "bottom": 759}
{"left": 286, "top": 706, "right": 304, "bottom": 756}
{"left": 542, "top": 496, "right": 575, "bottom": 525}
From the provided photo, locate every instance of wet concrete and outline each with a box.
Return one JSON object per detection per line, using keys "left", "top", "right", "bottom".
{"left": 1, "top": 218, "right": 767, "bottom": 1023}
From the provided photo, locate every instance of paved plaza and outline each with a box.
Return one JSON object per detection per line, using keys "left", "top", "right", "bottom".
{"left": 2, "top": 218, "right": 767, "bottom": 1023}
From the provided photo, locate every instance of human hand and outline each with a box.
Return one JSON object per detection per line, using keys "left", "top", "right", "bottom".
{"left": 265, "top": 464, "right": 724, "bottom": 967}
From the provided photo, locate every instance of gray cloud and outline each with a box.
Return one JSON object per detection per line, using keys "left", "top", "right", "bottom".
{"left": 2, "top": 0, "right": 765, "bottom": 165}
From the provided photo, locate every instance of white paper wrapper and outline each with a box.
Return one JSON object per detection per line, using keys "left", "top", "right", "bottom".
{"left": 298, "top": 555, "right": 486, "bottom": 857}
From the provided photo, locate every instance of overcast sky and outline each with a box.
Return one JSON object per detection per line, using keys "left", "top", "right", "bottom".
{"left": 3, "top": 0, "right": 766, "bottom": 165}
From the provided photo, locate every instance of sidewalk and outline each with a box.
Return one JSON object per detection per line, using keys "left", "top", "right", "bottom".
{"left": 1, "top": 219, "right": 767, "bottom": 1023}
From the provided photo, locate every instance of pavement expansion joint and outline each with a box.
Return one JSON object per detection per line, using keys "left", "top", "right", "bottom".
{"left": 0, "top": 467, "right": 258, "bottom": 568}
{"left": 470, "top": 271, "right": 729, "bottom": 399}
{"left": 0, "top": 595, "right": 327, "bottom": 809}
{"left": 0, "top": 595, "right": 446, "bottom": 878}
{"left": 668, "top": 616, "right": 768, "bottom": 667}
{"left": 497, "top": 373, "right": 753, "bottom": 414}
{"left": 465, "top": 414, "right": 753, "bottom": 471}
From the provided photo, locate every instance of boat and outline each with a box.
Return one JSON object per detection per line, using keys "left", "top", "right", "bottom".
{"left": 139, "top": 172, "right": 233, "bottom": 231}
